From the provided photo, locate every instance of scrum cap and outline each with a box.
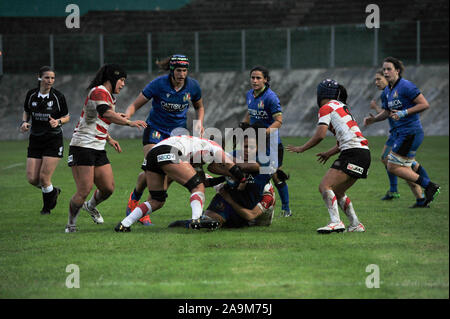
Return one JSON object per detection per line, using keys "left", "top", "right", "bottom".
{"left": 169, "top": 54, "right": 190, "bottom": 73}
{"left": 317, "top": 78, "right": 341, "bottom": 107}
{"left": 104, "top": 64, "right": 127, "bottom": 91}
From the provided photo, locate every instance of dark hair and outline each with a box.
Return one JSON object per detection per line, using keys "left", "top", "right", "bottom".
{"left": 87, "top": 64, "right": 127, "bottom": 91}
{"left": 250, "top": 65, "right": 270, "bottom": 87}
{"left": 37, "top": 66, "right": 54, "bottom": 89}
{"left": 155, "top": 56, "right": 171, "bottom": 72}
{"left": 337, "top": 84, "right": 348, "bottom": 104}
{"left": 383, "top": 56, "right": 405, "bottom": 77}
{"left": 375, "top": 68, "right": 384, "bottom": 77}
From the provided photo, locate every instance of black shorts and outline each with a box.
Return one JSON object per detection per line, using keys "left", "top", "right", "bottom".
{"left": 331, "top": 148, "right": 371, "bottom": 179}
{"left": 27, "top": 133, "right": 64, "bottom": 159}
{"left": 67, "top": 146, "right": 110, "bottom": 167}
{"left": 145, "top": 145, "right": 182, "bottom": 175}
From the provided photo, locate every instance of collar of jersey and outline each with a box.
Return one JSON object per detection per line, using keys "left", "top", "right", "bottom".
{"left": 253, "top": 86, "right": 268, "bottom": 99}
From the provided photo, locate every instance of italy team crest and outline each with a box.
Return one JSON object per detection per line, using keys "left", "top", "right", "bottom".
{"left": 183, "top": 92, "right": 191, "bottom": 102}
{"left": 258, "top": 100, "right": 264, "bottom": 109}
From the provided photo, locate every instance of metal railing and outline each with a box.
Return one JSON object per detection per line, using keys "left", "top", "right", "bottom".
{"left": 0, "top": 19, "right": 447, "bottom": 74}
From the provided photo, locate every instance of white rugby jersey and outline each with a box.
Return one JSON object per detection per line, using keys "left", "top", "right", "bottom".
{"left": 157, "top": 135, "right": 226, "bottom": 164}
{"left": 70, "top": 85, "right": 115, "bottom": 150}
{"left": 318, "top": 100, "right": 369, "bottom": 151}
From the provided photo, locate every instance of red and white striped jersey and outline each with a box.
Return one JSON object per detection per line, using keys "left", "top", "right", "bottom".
{"left": 70, "top": 85, "right": 115, "bottom": 150}
{"left": 318, "top": 100, "right": 369, "bottom": 151}
{"left": 157, "top": 135, "right": 227, "bottom": 164}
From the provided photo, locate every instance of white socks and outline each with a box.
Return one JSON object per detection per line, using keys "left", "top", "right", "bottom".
{"left": 322, "top": 190, "right": 341, "bottom": 223}
{"left": 338, "top": 195, "right": 360, "bottom": 226}
{"left": 41, "top": 184, "right": 54, "bottom": 193}
{"left": 122, "top": 201, "right": 152, "bottom": 227}
{"left": 190, "top": 191, "right": 205, "bottom": 220}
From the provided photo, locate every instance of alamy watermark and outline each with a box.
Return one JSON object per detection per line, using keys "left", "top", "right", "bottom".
{"left": 65, "top": 4, "right": 80, "bottom": 29}
{"left": 365, "top": 4, "right": 380, "bottom": 29}
{"left": 365, "top": 264, "right": 380, "bottom": 288}
{"left": 66, "top": 264, "right": 80, "bottom": 288}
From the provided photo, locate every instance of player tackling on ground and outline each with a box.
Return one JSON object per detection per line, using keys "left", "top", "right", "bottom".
{"left": 287, "top": 79, "right": 370, "bottom": 234}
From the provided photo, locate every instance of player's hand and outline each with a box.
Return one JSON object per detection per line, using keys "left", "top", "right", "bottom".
{"left": 286, "top": 145, "right": 303, "bottom": 153}
{"left": 20, "top": 122, "right": 31, "bottom": 133}
{"left": 316, "top": 152, "right": 330, "bottom": 164}
{"left": 48, "top": 116, "right": 59, "bottom": 128}
{"left": 390, "top": 109, "right": 407, "bottom": 121}
{"left": 363, "top": 113, "right": 375, "bottom": 127}
{"left": 108, "top": 137, "right": 122, "bottom": 153}
{"left": 129, "top": 120, "right": 147, "bottom": 130}
{"left": 193, "top": 120, "right": 204, "bottom": 137}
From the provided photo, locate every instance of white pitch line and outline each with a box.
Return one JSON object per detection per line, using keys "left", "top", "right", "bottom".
{"left": 3, "top": 163, "right": 25, "bottom": 170}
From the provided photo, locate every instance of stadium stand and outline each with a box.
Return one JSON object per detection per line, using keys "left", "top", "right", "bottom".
{"left": 0, "top": 0, "right": 448, "bottom": 33}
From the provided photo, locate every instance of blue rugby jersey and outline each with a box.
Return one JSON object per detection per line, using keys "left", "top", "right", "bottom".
{"left": 381, "top": 78, "right": 423, "bottom": 134}
{"left": 142, "top": 74, "right": 202, "bottom": 135}
{"left": 246, "top": 87, "right": 283, "bottom": 143}
{"left": 229, "top": 150, "right": 273, "bottom": 210}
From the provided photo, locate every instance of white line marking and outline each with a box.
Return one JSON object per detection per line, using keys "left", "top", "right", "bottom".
{"left": 3, "top": 163, "right": 25, "bottom": 170}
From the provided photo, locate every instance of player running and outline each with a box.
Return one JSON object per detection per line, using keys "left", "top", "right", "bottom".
{"left": 364, "top": 57, "right": 440, "bottom": 208}
{"left": 287, "top": 79, "right": 370, "bottom": 234}
{"left": 124, "top": 54, "right": 205, "bottom": 225}
{"left": 65, "top": 64, "right": 147, "bottom": 233}
{"left": 115, "top": 135, "right": 247, "bottom": 232}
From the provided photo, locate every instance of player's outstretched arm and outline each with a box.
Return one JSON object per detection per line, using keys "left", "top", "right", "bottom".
{"left": 102, "top": 109, "right": 147, "bottom": 129}
{"left": 287, "top": 124, "right": 328, "bottom": 154}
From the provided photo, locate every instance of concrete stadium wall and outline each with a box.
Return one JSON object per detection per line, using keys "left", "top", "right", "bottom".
{"left": 0, "top": 64, "right": 448, "bottom": 141}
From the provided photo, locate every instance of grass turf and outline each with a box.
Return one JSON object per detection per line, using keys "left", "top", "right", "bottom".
{"left": 0, "top": 136, "right": 448, "bottom": 299}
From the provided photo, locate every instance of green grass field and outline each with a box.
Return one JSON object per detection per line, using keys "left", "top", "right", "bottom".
{"left": 0, "top": 136, "right": 448, "bottom": 299}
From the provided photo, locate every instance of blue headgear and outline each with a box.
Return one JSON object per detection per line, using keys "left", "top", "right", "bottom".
{"left": 317, "top": 79, "right": 341, "bottom": 107}
{"left": 169, "top": 54, "right": 189, "bottom": 75}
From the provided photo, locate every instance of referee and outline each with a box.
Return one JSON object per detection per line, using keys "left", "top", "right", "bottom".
{"left": 20, "top": 66, "right": 70, "bottom": 215}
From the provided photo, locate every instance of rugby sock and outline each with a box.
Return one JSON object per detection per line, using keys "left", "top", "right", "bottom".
{"left": 122, "top": 202, "right": 152, "bottom": 227}
{"left": 322, "top": 190, "right": 340, "bottom": 223}
{"left": 131, "top": 188, "right": 143, "bottom": 201}
{"left": 387, "top": 170, "right": 398, "bottom": 193}
{"left": 338, "top": 195, "right": 360, "bottom": 226}
{"left": 412, "top": 161, "right": 430, "bottom": 180}
{"left": 42, "top": 184, "right": 55, "bottom": 210}
{"left": 67, "top": 200, "right": 82, "bottom": 226}
{"left": 190, "top": 191, "right": 205, "bottom": 220}
{"left": 415, "top": 175, "right": 430, "bottom": 188}
{"left": 87, "top": 189, "right": 108, "bottom": 210}
{"left": 275, "top": 182, "right": 290, "bottom": 211}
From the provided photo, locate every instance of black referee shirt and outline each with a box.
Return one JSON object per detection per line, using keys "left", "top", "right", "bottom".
{"left": 23, "top": 87, "right": 69, "bottom": 136}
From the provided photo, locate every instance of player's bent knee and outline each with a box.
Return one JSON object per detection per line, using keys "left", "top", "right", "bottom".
{"left": 149, "top": 190, "right": 168, "bottom": 203}
{"left": 183, "top": 173, "right": 204, "bottom": 192}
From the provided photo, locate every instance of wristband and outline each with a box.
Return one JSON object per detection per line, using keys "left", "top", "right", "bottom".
{"left": 20, "top": 120, "right": 27, "bottom": 127}
{"left": 58, "top": 119, "right": 62, "bottom": 127}
{"left": 397, "top": 109, "right": 408, "bottom": 119}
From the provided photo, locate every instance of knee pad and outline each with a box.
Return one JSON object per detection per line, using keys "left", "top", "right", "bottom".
{"left": 387, "top": 152, "right": 413, "bottom": 167}
{"left": 149, "top": 190, "right": 168, "bottom": 202}
{"left": 183, "top": 172, "right": 204, "bottom": 192}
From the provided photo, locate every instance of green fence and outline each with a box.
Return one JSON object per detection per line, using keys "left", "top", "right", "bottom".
{"left": 0, "top": 19, "right": 448, "bottom": 74}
